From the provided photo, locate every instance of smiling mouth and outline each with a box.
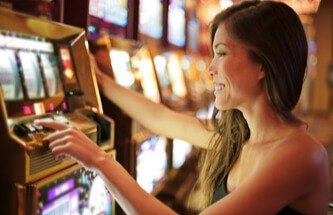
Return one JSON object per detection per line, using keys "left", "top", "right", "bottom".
{"left": 214, "top": 83, "right": 225, "bottom": 91}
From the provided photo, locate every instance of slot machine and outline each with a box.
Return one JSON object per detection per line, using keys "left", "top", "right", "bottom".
{"left": 137, "top": 0, "right": 190, "bottom": 111}
{"left": 153, "top": 51, "right": 189, "bottom": 111}
{"left": 88, "top": 0, "right": 129, "bottom": 39}
{"left": 23, "top": 150, "right": 116, "bottom": 215}
{"left": 91, "top": 35, "right": 172, "bottom": 196}
{"left": 0, "top": 8, "right": 115, "bottom": 214}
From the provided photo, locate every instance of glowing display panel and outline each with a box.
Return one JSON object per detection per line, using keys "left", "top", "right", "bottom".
{"left": 18, "top": 51, "right": 45, "bottom": 99}
{"left": 136, "top": 136, "right": 168, "bottom": 194}
{"left": 139, "top": 0, "right": 163, "bottom": 39}
{"left": 155, "top": 53, "right": 187, "bottom": 99}
{"left": 37, "top": 168, "right": 113, "bottom": 215}
{"left": 89, "top": 0, "right": 128, "bottom": 27}
{"left": 168, "top": 0, "right": 186, "bottom": 47}
{"left": 132, "top": 47, "right": 161, "bottom": 103}
{"left": 0, "top": 49, "right": 23, "bottom": 100}
{"left": 154, "top": 55, "right": 172, "bottom": 99}
{"left": 187, "top": 16, "right": 199, "bottom": 51}
{"left": 172, "top": 139, "right": 192, "bottom": 169}
{"left": 109, "top": 49, "right": 142, "bottom": 92}
{"left": 60, "top": 47, "right": 77, "bottom": 84}
{"left": 40, "top": 53, "right": 64, "bottom": 97}
{"left": 167, "top": 53, "right": 187, "bottom": 97}
{"left": 0, "top": 32, "right": 68, "bottom": 117}
{"left": 110, "top": 47, "right": 160, "bottom": 102}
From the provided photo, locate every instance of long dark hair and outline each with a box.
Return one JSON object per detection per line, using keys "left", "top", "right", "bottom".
{"left": 197, "top": 0, "right": 308, "bottom": 209}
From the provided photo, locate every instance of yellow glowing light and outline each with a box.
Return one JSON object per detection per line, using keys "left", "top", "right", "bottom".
{"left": 168, "top": 54, "right": 187, "bottom": 98}
{"left": 64, "top": 68, "right": 74, "bottom": 80}
{"left": 137, "top": 47, "right": 161, "bottom": 103}
{"left": 34, "top": 102, "right": 45, "bottom": 115}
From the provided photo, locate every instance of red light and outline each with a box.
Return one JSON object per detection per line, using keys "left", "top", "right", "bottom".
{"left": 49, "top": 103, "right": 55, "bottom": 111}
{"left": 22, "top": 105, "right": 32, "bottom": 115}
{"left": 62, "top": 102, "right": 67, "bottom": 110}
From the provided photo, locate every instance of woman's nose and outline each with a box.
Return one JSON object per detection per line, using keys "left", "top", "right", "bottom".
{"left": 207, "top": 60, "right": 216, "bottom": 78}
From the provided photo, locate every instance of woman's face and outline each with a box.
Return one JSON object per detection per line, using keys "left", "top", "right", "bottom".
{"left": 209, "top": 23, "right": 265, "bottom": 111}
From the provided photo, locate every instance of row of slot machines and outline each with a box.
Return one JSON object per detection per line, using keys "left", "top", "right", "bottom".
{"left": 0, "top": 7, "right": 213, "bottom": 215}
{"left": 90, "top": 35, "right": 201, "bottom": 196}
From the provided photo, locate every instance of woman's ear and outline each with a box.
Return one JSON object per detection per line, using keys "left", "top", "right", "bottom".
{"left": 258, "top": 65, "right": 265, "bottom": 80}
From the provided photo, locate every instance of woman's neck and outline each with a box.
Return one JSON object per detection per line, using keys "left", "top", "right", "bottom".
{"left": 239, "top": 95, "right": 298, "bottom": 145}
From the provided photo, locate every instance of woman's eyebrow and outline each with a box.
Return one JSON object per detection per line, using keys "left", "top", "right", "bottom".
{"left": 214, "top": 42, "right": 228, "bottom": 50}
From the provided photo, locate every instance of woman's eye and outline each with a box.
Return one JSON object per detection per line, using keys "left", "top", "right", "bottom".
{"left": 216, "top": 52, "right": 226, "bottom": 57}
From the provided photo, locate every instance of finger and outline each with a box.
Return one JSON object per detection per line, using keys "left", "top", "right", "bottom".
{"left": 46, "top": 127, "right": 87, "bottom": 145}
{"left": 46, "top": 128, "right": 73, "bottom": 143}
{"left": 54, "top": 154, "right": 69, "bottom": 160}
{"left": 49, "top": 135, "right": 72, "bottom": 149}
{"left": 95, "top": 69, "right": 109, "bottom": 84}
{"left": 49, "top": 123, "right": 95, "bottom": 146}
{"left": 34, "top": 119, "right": 69, "bottom": 131}
{"left": 51, "top": 144, "right": 70, "bottom": 156}
{"left": 90, "top": 54, "right": 104, "bottom": 77}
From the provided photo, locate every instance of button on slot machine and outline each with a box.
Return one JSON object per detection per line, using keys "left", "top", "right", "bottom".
{"left": 0, "top": 7, "right": 115, "bottom": 214}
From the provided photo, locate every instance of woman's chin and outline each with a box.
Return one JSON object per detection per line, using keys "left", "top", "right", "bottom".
{"left": 214, "top": 101, "right": 232, "bottom": 111}
{"left": 214, "top": 103, "right": 225, "bottom": 111}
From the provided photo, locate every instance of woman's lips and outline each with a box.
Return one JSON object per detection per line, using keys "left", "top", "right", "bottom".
{"left": 214, "top": 83, "right": 225, "bottom": 93}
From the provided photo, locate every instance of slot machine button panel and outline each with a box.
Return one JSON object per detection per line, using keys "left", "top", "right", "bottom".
{"left": 25, "top": 123, "right": 36, "bottom": 133}
{"left": 13, "top": 123, "right": 30, "bottom": 137}
{"left": 31, "top": 124, "right": 44, "bottom": 132}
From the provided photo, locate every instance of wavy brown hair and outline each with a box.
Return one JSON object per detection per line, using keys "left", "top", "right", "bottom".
{"left": 197, "top": 1, "right": 308, "bottom": 209}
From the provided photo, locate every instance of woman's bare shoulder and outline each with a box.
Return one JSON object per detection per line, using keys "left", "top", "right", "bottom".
{"left": 267, "top": 128, "right": 329, "bottom": 183}
{"left": 278, "top": 129, "right": 328, "bottom": 162}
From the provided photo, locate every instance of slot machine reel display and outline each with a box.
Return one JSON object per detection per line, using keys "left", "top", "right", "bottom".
{"left": 33, "top": 150, "right": 116, "bottom": 215}
{"left": 134, "top": 136, "right": 169, "bottom": 195}
{"left": 0, "top": 7, "right": 114, "bottom": 214}
{"left": 153, "top": 51, "right": 189, "bottom": 111}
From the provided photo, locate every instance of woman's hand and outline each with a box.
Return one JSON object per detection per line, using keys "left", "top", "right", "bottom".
{"left": 34, "top": 118, "right": 107, "bottom": 170}
{"left": 89, "top": 53, "right": 115, "bottom": 92}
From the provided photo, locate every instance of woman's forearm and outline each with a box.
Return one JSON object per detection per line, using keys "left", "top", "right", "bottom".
{"left": 98, "top": 75, "right": 212, "bottom": 148}
{"left": 99, "top": 75, "right": 171, "bottom": 133}
{"left": 93, "top": 154, "right": 176, "bottom": 215}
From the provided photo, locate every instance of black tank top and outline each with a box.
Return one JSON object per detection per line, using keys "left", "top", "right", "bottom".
{"left": 212, "top": 179, "right": 302, "bottom": 215}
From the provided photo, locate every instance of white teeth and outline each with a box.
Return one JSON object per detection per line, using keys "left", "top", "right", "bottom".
{"left": 215, "top": 84, "right": 225, "bottom": 91}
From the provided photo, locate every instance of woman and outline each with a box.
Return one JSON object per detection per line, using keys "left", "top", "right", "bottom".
{"left": 36, "top": 1, "right": 330, "bottom": 214}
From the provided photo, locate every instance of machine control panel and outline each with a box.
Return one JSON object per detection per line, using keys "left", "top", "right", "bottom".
{"left": 11, "top": 113, "right": 99, "bottom": 152}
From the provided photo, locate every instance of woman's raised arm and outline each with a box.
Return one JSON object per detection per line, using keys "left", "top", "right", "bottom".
{"left": 91, "top": 55, "right": 213, "bottom": 148}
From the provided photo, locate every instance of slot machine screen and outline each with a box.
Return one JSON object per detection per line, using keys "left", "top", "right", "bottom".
{"left": 59, "top": 46, "right": 77, "bottom": 85}
{"left": 89, "top": 0, "right": 128, "bottom": 27}
{"left": 139, "top": 0, "right": 163, "bottom": 39}
{"left": 187, "top": 16, "right": 199, "bottom": 51}
{"left": 167, "top": 53, "right": 187, "bottom": 98}
{"left": 154, "top": 55, "right": 172, "bottom": 99}
{"left": 40, "top": 53, "right": 63, "bottom": 98}
{"left": 37, "top": 167, "right": 113, "bottom": 215}
{"left": 89, "top": 0, "right": 105, "bottom": 19}
{"left": 172, "top": 139, "right": 192, "bottom": 169}
{"left": 0, "top": 49, "right": 24, "bottom": 101}
{"left": 132, "top": 47, "right": 161, "bottom": 103}
{"left": 167, "top": 0, "right": 186, "bottom": 47}
{"left": 18, "top": 51, "right": 45, "bottom": 99}
{"left": 109, "top": 49, "right": 138, "bottom": 89}
{"left": 136, "top": 136, "right": 168, "bottom": 194}
{"left": 0, "top": 32, "right": 68, "bottom": 117}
